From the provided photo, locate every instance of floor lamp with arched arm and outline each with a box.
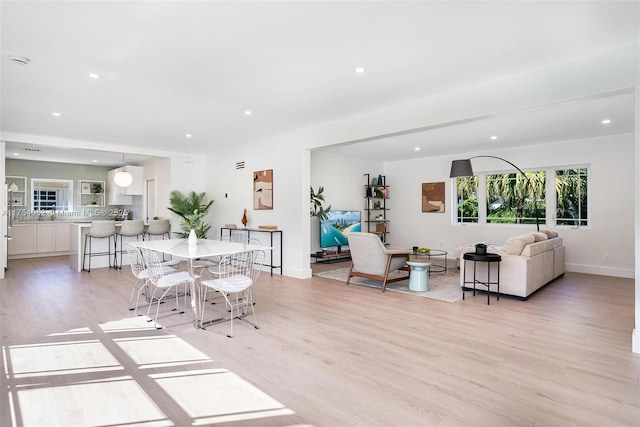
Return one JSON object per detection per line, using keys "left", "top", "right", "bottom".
{"left": 449, "top": 155, "right": 540, "bottom": 232}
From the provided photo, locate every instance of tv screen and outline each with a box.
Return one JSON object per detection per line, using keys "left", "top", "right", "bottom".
{"left": 320, "top": 210, "right": 361, "bottom": 248}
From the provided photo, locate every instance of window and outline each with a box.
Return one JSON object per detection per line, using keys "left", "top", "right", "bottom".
{"left": 486, "top": 171, "right": 545, "bottom": 225}
{"left": 31, "top": 179, "right": 73, "bottom": 211}
{"left": 455, "top": 176, "right": 478, "bottom": 223}
{"left": 33, "top": 190, "right": 58, "bottom": 211}
{"left": 455, "top": 166, "right": 587, "bottom": 228}
{"left": 555, "top": 168, "right": 588, "bottom": 226}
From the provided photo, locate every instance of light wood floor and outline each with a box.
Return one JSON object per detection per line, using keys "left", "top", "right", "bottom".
{"left": 1, "top": 256, "right": 639, "bottom": 426}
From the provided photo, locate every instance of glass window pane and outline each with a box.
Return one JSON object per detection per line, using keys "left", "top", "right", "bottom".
{"left": 455, "top": 176, "right": 478, "bottom": 223}
{"left": 556, "top": 168, "right": 588, "bottom": 226}
{"left": 485, "top": 171, "right": 545, "bottom": 225}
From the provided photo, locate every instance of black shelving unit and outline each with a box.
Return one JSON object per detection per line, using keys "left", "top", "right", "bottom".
{"left": 364, "top": 173, "right": 390, "bottom": 245}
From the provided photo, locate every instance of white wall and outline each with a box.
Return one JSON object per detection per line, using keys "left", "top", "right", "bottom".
{"left": 310, "top": 150, "right": 382, "bottom": 253}
{"left": 385, "top": 133, "right": 635, "bottom": 278}
{"left": 202, "top": 43, "right": 638, "bottom": 281}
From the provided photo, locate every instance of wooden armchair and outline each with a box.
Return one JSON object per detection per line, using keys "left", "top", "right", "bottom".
{"left": 345, "top": 232, "right": 411, "bottom": 292}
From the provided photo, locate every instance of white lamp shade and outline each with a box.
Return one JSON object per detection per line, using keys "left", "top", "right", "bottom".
{"left": 9, "top": 183, "right": 19, "bottom": 192}
{"left": 114, "top": 170, "right": 133, "bottom": 187}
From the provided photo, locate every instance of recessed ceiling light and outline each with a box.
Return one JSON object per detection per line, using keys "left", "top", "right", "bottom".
{"left": 12, "top": 153, "right": 19, "bottom": 156}
{"left": 601, "top": 119, "right": 611, "bottom": 125}
{"left": 244, "top": 110, "right": 252, "bottom": 116}
{"left": 51, "top": 112, "right": 61, "bottom": 117}
{"left": 490, "top": 135, "right": 498, "bottom": 140}
{"left": 89, "top": 73, "right": 100, "bottom": 79}
{"left": 185, "top": 133, "right": 192, "bottom": 138}
{"left": 414, "top": 147, "right": 420, "bottom": 151}
{"left": 92, "top": 160, "right": 98, "bottom": 163}
{"left": 355, "top": 67, "right": 366, "bottom": 73}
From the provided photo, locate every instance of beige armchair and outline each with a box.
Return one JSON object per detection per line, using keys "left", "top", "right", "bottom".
{"left": 345, "top": 232, "right": 411, "bottom": 292}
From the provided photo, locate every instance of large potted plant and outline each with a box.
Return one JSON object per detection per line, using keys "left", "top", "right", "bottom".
{"left": 168, "top": 190, "right": 214, "bottom": 238}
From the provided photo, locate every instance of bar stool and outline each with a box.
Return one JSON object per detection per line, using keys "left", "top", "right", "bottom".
{"left": 116, "top": 220, "right": 145, "bottom": 268}
{"left": 145, "top": 219, "right": 171, "bottom": 240}
{"left": 145, "top": 218, "right": 179, "bottom": 265}
{"left": 82, "top": 221, "right": 117, "bottom": 272}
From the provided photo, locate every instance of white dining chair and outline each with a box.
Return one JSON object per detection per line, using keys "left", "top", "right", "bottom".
{"left": 125, "top": 244, "right": 177, "bottom": 314}
{"left": 142, "top": 248, "right": 200, "bottom": 329}
{"left": 199, "top": 250, "right": 265, "bottom": 337}
{"left": 206, "top": 237, "right": 261, "bottom": 278}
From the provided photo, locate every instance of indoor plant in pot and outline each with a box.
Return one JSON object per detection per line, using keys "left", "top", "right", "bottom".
{"left": 168, "top": 190, "right": 214, "bottom": 238}
{"left": 310, "top": 186, "right": 331, "bottom": 221}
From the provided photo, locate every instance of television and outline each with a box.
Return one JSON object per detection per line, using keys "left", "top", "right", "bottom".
{"left": 320, "top": 210, "right": 361, "bottom": 252}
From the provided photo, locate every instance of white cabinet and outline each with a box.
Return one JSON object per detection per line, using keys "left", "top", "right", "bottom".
{"left": 108, "top": 166, "right": 143, "bottom": 205}
{"left": 36, "top": 223, "right": 56, "bottom": 253}
{"left": 8, "top": 223, "right": 36, "bottom": 255}
{"left": 8, "top": 222, "right": 73, "bottom": 256}
{"left": 55, "top": 222, "right": 71, "bottom": 251}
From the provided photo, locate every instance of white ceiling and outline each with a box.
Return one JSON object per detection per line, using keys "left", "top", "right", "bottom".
{"left": 1, "top": 1, "right": 638, "bottom": 165}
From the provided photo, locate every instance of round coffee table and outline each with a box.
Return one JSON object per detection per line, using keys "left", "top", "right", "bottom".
{"left": 406, "top": 260, "right": 431, "bottom": 292}
{"left": 412, "top": 248, "right": 448, "bottom": 274}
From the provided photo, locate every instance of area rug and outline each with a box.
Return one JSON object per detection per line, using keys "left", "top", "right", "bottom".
{"left": 315, "top": 267, "right": 462, "bottom": 302}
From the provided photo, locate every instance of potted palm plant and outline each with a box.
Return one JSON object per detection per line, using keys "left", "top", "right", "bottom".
{"left": 168, "top": 190, "right": 214, "bottom": 238}
{"left": 310, "top": 186, "right": 331, "bottom": 221}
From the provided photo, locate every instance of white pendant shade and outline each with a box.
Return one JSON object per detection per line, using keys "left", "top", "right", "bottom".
{"left": 114, "top": 169, "right": 133, "bottom": 187}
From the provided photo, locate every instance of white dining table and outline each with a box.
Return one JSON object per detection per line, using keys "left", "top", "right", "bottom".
{"left": 128, "top": 238, "right": 271, "bottom": 328}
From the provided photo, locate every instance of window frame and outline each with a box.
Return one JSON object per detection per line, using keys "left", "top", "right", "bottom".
{"left": 452, "top": 164, "right": 590, "bottom": 229}
{"left": 31, "top": 178, "right": 74, "bottom": 212}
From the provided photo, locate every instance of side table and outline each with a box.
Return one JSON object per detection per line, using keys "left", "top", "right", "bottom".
{"left": 462, "top": 252, "right": 501, "bottom": 304}
{"left": 406, "top": 261, "right": 431, "bottom": 292}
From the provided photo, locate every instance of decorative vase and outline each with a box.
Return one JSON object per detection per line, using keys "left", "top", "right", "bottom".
{"left": 188, "top": 229, "right": 197, "bottom": 246}
{"left": 378, "top": 174, "right": 383, "bottom": 186}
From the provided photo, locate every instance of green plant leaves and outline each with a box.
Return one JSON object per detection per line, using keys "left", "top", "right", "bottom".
{"left": 168, "top": 190, "right": 214, "bottom": 238}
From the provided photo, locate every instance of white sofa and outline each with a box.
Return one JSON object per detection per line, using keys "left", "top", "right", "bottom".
{"left": 456, "top": 229, "right": 565, "bottom": 300}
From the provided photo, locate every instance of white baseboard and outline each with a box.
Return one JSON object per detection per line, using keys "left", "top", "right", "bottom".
{"left": 565, "top": 263, "right": 634, "bottom": 278}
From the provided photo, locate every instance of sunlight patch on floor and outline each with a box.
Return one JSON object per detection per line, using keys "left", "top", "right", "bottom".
{"left": 114, "top": 335, "right": 212, "bottom": 369}
{"left": 4, "top": 315, "right": 298, "bottom": 426}
{"left": 151, "top": 368, "right": 294, "bottom": 425}
{"left": 5, "top": 340, "right": 122, "bottom": 379}
{"left": 99, "top": 315, "right": 163, "bottom": 333}
{"left": 16, "top": 376, "right": 171, "bottom": 427}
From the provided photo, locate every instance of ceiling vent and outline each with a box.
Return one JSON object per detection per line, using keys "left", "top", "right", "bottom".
{"left": 9, "top": 55, "right": 30, "bottom": 65}
{"left": 236, "top": 161, "right": 245, "bottom": 170}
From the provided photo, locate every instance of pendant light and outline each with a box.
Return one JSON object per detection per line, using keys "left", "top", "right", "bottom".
{"left": 114, "top": 153, "right": 133, "bottom": 187}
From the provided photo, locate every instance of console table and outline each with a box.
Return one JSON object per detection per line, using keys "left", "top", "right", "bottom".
{"left": 462, "top": 252, "right": 501, "bottom": 304}
{"left": 220, "top": 227, "right": 282, "bottom": 275}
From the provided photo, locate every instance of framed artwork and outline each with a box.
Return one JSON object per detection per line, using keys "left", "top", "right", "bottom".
{"left": 81, "top": 183, "right": 91, "bottom": 194}
{"left": 422, "top": 182, "right": 445, "bottom": 213}
{"left": 253, "top": 169, "right": 273, "bottom": 210}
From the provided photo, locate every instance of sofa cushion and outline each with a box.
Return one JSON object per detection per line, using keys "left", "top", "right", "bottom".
{"left": 539, "top": 229, "right": 559, "bottom": 238}
{"left": 503, "top": 234, "right": 535, "bottom": 255}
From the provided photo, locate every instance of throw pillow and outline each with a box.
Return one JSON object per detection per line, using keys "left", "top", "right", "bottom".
{"left": 503, "top": 234, "right": 535, "bottom": 255}
{"left": 532, "top": 232, "right": 549, "bottom": 242}
{"left": 539, "top": 229, "right": 559, "bottom": 238}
